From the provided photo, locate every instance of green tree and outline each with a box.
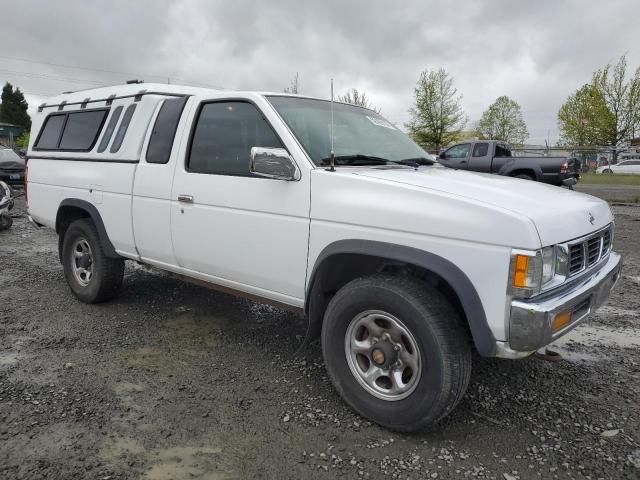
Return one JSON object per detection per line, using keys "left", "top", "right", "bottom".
{"left": 557, "top": 84, "right": 615, "bottom": 146}
{"left": 406, "top": 68, "right": 467, "bottom": 150}
{"left": 591, "top": 54, "right": 640, "bottom": 148}
{"left": 338, "top": 88, "right": 381, "bottom": 113}
{"left": 16, "top": 131, "right": 30, "bottom": 149}
{"left": 284, "top": 72, "right": 300, "bottom": 94}
{"left": 0, "top": 82, "right": 31, "bottom": 130}
{"left": 477, "top": 96, "right": 529, "bottom": 145}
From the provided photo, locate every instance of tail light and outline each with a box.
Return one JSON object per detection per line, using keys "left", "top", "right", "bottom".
{"left": 560, "top": 161, "right": 568, "bottom": 174}
{"left": 24, "top": 159, "right": 28, "bottom": 207}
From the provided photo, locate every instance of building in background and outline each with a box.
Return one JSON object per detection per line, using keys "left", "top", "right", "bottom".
{"left": 0, "top": 123, "right": 23, "bottom": 148}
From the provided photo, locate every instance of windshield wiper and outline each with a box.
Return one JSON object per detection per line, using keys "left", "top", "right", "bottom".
{"left": 320, "top": 154, "right": 435, "bottom": 168}
{"left": 395, "top": 157, "right": 435, "bottom": 167}
{"left": 320, "top": 154, "right": 391, "bottom": 166}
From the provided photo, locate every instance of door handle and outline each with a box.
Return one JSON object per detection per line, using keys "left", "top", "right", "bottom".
{"left": 178, "top": 194, "right": 194, "bottom": 204}
{"left": 460, "top": 160, "right": 467, "bottom": 164}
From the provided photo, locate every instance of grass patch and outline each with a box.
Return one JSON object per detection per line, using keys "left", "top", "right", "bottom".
{"left": 579, "top": 173, "right": 640, "bottom": 185}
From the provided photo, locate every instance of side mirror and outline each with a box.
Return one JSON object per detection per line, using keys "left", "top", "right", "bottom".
{"left": 250, "top": 147, "right": 300, "bottom": 181}
{"left": 439, "top": 152, "right": 446, "bottom": 159}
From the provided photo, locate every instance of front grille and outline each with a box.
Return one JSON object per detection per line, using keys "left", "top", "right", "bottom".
{"left": 569, "top": 244, "right": 585, "bottom": 275}
{"left": 602, "top": 229, "right": 612, "bottom": 252}
{"left": 567, "top": 226, "right": 612, "bottom": 277}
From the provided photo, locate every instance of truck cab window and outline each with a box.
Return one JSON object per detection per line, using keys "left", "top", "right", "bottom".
{"left": 472, "top": 143, "right": 488, "bottom": 157}
{"left": 495, "top": 144, "right": 512, "bottom": 157}
{"left": 188, "top": 101, "right": 283, "bottom": 176}
{"left": 443, "top": 143, "right": 470, "bottom": 159}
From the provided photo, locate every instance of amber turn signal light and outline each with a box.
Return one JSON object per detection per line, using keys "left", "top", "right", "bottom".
{"left": 552, "top": 311, "right": 572, "bottom": 332}
{"left": 512, "top": 254, "right": 529, "bottom": 288}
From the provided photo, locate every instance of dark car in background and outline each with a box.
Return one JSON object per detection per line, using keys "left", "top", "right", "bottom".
{"left": 438, "top": 140, "right": 579, "bottom": 186}
{"left": 0, "top": 148, "right": 26, "bottom": 187}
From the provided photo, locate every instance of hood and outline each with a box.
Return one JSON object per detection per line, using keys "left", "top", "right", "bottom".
{"left": 354, "top": 166, "right": 613, "bottom": 246}
{"left": 0, "top": 149, "right": 25, "bottom": 169}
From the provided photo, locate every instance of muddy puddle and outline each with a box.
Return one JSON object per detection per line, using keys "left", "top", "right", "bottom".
{"left": 100, "top": 436, "right": 230, "bottom": 480}
{"left": 551, "top": 322, "right": 640, "bottom": 363}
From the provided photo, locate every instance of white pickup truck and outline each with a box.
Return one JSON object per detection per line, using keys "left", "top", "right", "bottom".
{"left": 26, "top": 83, "right": 622, "bottom": 431}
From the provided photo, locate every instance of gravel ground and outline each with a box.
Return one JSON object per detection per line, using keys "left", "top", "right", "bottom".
{"left": 1, "top": 197, "right": 639, "bottom": 480}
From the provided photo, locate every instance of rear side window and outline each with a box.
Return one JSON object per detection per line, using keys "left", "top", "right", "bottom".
{"left": 34, "top": 114, "right": 66, "bottom": 149}
{"left": 146, "top": 97, "right": 188, "bottom": 164}
{"left": 187, "top": 101, "right": 283, "bottom": 176}
{"left": 59, "top": 110, "right": 108, "bottom": 150}
{"left": 35, "top": 109, "right": 108, "bottom": 151}
{"left": 110, "top": 104, "right": 136, "bottom": 153}
{"left": 472, "top": 143, "right": 488, "bottom": 157}
{"left": 97, "top": 106, "right": 123, "bottom": 153}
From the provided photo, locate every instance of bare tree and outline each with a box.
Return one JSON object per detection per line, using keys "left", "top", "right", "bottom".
{"left": 338, "top": 88, "right": 381, "bottom": 113}
{"left": 406, "top": 68, "right": 467, "bottom": 150}
{"left": 284, "top": 72, "right": 300, "bottom": 94}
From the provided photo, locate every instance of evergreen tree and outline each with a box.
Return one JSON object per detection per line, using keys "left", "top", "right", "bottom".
{"left": 0, "top": 82, "right": 31, "bottom": 130}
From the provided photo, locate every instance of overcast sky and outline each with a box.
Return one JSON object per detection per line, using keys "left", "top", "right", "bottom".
{"left": 1, "top": 0, "right": 639, "bottom": 144}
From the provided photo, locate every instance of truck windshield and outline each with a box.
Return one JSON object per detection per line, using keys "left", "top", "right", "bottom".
{"left": 267, "top": 96, "right": 432, "bottom": 167}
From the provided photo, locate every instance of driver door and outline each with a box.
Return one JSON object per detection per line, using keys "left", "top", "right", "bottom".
{"left": 440, "top": 143, "right": 471, "bottom": 169}
{"left": 170, "top": 98, "right": 310, "bottom": 306}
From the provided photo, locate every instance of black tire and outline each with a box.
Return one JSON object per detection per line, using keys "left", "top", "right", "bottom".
{"left": 62, "top": 218, "right": 124, "bottom": 303}
{"left": 515, "top": 174, "right": 533, "bottom": 181}
{"left": 321, "top": 274, "right": 472, "bottom": 432}
{"left": 603, "top": 169, "right": 613, "bottom": 175}
{"left": 0, "top": 212, "right": 12, "bottom": 231}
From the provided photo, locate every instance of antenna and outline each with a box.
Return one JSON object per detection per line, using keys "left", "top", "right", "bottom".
{"left": 328, "top": 78, "right": 336, "bottom": 172}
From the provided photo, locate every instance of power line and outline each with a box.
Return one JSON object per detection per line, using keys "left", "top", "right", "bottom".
{"left": 0, "top": 54, "right": 162, "bottom": 80}
{"left": 0, "top": 54, "right": 223, "bottom": 89}
{"left": 0, "top": 68, "right": 109, "bottom": 86}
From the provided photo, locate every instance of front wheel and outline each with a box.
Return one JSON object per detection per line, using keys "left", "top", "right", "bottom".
{"left": 62, "top": 219, "right": 124, "bottom": 303}
{"left": 603, "top": 169, "right": 613, "bottom": 175}
{"left": 321, "top": 274, "right": 472, "bottom": 431}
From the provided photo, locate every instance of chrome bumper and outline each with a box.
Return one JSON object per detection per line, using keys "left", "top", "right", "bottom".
{"left": 499, "top": 252, "right": 622, "bottom": 356}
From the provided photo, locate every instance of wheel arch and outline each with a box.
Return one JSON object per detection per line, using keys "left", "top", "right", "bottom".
{"left": 498, "top": 160, "right": 543, "bottom": 181}
{"left": 305, "top": 240, "right": 496, "bottom": 356}
{"left": 55, "top": 199, "right": 119, "bottom": 261}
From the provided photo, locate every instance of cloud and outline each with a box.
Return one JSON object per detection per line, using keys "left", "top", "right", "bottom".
{"left": 1, "top": 0, "right": 638, "bottom": 144}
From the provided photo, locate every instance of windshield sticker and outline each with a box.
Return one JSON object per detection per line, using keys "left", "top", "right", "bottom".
{"left": 366, "top": 116, "right": 396, "bottom": 130}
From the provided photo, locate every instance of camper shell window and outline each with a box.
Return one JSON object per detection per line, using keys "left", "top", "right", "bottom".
{"left": 34, "top": 108, "right": 109, "bottom": 152}
{"left": 110, "top": 104, "right": 136, "bottom": 153}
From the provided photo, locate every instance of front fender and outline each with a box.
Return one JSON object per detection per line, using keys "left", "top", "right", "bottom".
{"left": 306, "top": 240, "right": 497, "bottom": 357}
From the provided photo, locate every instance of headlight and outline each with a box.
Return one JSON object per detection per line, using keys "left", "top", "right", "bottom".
{"left": 541, "top": 246, "right": 555, "bottom": 284}
{"left": 509, "top": 246, "right": 563, "bottom": 298}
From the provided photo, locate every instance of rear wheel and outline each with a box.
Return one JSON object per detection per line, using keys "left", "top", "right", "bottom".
{"left": 321, "top": 274, "right": 472, "bottom": 431}
{"left": 515, "top": 173, "right": 533, "bottom": 181}
{"left": 62, "top": 219, "right": 124, "bottom": 303}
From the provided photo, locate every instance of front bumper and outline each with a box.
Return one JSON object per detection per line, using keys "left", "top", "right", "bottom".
{"left": 498, "top": 252, "right": 622, "bottom": 357}
{"left": 0, "top": 172, "right": 24, "bottom": 186}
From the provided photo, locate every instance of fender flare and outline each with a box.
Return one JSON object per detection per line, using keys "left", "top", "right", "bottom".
{"left": 56, "top": 198, "right": 119, "bottom": 258}
{"left": 306, "top": 240, "right": 497, "bottom": 357}
{"left": 498, "top": 159, "right": 543, "bottom": 181}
